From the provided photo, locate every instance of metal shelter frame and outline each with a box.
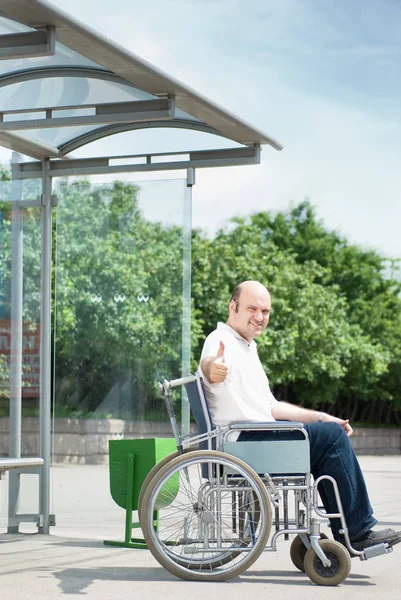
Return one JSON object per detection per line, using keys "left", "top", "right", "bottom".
{"left": 0, "top": 0, "right": 282, "bottom": 534}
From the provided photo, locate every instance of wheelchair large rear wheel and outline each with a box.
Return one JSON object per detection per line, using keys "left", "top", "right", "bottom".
{"left": 303, "top": 539, "right": 351, "bottom": 586}
{"left": 141, "top": 450, "right": 271, "bottom": 581}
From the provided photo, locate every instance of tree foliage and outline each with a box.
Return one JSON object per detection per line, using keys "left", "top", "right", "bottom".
{"left": 53, "top": 179, "right": 186, "bottom": 419}
{"left": 1, "top": 165, "right": 401, "bottom": 424}
{"left": 1, "top": 175, "right": 187, "bottom": 419}
{"left": 192, "top": 201, "right": 401, "bottom": 422}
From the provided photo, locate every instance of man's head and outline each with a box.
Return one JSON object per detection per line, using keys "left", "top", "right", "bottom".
{"left": 227, "top": 280, "right": 271, "bottom": 342}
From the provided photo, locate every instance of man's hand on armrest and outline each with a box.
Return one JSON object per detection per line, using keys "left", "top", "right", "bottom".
{"left": 201, "top": 341, "right": 228, "bottom": 384}
{"left": 271, "top": 401, "right": 353, "bottom": 437}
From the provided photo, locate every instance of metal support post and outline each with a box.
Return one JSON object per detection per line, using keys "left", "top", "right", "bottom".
{"left": 39, "top": 160, "right": 52, "bottom": 533}
{"left": 8, "top": 152, "right": 23, "bottom": 533}
{"left": 180, "top": 169, "right": 194, "bottom": 436}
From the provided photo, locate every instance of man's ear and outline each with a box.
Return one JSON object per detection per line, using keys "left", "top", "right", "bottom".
{"left": 229, "top": 299, "right": 236, "bottom": 313}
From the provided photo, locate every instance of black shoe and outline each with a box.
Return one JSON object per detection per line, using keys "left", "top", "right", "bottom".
{"left": 350, "top": 528, "right": 401, "bottom": 551}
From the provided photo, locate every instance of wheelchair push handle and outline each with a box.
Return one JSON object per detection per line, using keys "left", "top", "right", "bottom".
{"left": 159, "top": 374, "right": 198, "bottom": 392}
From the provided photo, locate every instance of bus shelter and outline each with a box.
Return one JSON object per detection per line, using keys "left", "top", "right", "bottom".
{"left": 0, "top": 0, "right": 282, "bottom": 535}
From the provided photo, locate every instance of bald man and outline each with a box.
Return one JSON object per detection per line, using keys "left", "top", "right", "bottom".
{"left": 200, "top": 280, "right": 401, "bottom": 553}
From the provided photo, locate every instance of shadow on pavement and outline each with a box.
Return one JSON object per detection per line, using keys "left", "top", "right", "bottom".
{"left": 50, "top": 539, "right": 111, "bottom": 549}
{"left": 239, "top": 568, "right": 373, "bottom": 586}
{"left": 54, "top": 566, "right": 188, "bottom": 594}
{"left": 54, "top": 565, "right": 374, "bottom": 595}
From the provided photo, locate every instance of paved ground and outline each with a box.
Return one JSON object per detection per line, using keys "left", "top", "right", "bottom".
{"left": 1, "top": 456, "right": 401, "bottom": 599}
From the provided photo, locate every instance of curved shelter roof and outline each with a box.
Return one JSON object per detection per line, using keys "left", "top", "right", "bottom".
{"left": 0, "top": 0, "right": 282, "bottom": 161}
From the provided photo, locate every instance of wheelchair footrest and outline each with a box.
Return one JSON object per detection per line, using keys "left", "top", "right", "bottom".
{"left": 361, "top": 543, "right": 393, "bottom": 560}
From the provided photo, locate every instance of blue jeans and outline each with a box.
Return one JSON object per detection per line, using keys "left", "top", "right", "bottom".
{"left": 238, "top": 422, "right": 377, "bottom": 540}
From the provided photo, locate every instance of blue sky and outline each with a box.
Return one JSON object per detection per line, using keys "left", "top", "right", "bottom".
{"left": 10, "top": 1, "right": 401, "bottom": 256}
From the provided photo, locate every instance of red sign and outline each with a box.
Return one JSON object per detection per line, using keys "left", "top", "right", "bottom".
{"left": 0, "top": 319, "right": 40, "bottom": 398}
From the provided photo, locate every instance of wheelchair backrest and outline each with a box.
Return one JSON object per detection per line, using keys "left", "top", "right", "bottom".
{"left": 184, "top": 373, "right": 215, "bottom": 450}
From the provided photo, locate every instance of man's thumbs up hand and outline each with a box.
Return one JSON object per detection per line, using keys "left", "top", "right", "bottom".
{"left": 201, "top": 341, "right": 229, "bottom": 384}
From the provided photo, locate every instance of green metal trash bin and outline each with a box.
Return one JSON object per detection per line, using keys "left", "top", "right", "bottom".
{"left": 104, "top": 437, "right": 177, "bottom": 548}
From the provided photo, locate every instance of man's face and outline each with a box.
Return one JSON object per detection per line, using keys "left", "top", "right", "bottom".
{"left": 228, "top": 286, "right": 271, "bottom": 342}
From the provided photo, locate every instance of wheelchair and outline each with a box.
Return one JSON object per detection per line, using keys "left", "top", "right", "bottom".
{"left": 138, "top": 373, "right": 392, "bottom": 585}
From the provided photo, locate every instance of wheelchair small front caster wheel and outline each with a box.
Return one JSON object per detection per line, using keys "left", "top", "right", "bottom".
{"left": 304, "top": 539, "right": 351, "bottom": 586}
{"left": 290, "top": 533, "right": 328, "bottom": 572}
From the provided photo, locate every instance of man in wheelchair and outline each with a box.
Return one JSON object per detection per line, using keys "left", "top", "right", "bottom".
{"left": 200, "top": 279, "right": 401, "bottom": 553}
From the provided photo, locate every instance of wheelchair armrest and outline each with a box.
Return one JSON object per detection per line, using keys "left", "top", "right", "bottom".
{"left": 228, "top": 421, "right": 305, "bottom": 431}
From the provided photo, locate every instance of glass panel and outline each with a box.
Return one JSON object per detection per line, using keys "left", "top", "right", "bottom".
{"left": 0, "top": 17, "right": 205, "bottom": 152}
{"left": 0, "top": 77, "right": 158, "bottom": 148}
{"left": 71, "top": 127, "right": 243, "bottom": 160}
{"left": 52, "top": 177, "right": 190, "bottom": 536}
{"left": 0, "top": 172, "right": 42, "bottom": 532}
{"left": 0, "top": 76, "right": 156, "bottom": 113}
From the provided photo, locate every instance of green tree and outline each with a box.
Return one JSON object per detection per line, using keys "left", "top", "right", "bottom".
{"left": 2, "top": 165, "right": 401, "bottom": 424}
{"left": 53, "top": 179, "right": 186, "bottom": 418}
{"left": 1, "top": 174, "right": 188, "bottom": 419}
{"left": 244, "top": 202, "right": 401, "bottom": 419}
{"left": 192, "top": 202, "right": 400, "bottom": 422}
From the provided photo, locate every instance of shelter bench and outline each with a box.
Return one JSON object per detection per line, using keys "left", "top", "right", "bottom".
{"left": 0, "top": 457, "right": 44, "bottom": 480}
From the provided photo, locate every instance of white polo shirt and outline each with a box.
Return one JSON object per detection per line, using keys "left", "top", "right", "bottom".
{"left": 199, "top": 322, "right": 278, "bottom": 427}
